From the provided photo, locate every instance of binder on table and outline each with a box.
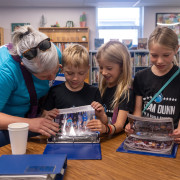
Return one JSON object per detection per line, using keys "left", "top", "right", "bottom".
{"left": 0, "top": 154, "right": 67, "bottom": 180}
{"left": 117, "top": 114, "right": 178, "bottom": 158}
{"left": 117, "top": 141, "right": 178, "bottom": 158}
{"left": 43, "top": 105, "right": 102, "bottom": 160}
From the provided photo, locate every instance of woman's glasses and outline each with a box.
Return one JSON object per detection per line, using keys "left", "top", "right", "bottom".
{"left": 22, "top": 38, "right": 51, "bottom": 60}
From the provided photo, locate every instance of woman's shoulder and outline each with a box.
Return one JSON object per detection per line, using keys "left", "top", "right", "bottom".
{"left": 0, "top": 45, "right": 16, "bottom": 66}
{"left": 0, "top": 45, "right": 20, "bottom": 80}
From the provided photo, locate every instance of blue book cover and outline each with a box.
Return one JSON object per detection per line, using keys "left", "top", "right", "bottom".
{"left": 43, "top": 143, "right": 102, "bottom": 160}
{"left": 0, "top": 154, "right": 67, "bottom": 179}
{"left": 94, "top": 38, "right": 104, "bottom": 50}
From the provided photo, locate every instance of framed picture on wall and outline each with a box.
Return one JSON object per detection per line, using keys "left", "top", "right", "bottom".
{"left": 156, "top": 13, "right": 180, "bottom": 41}
{"left": 11, "top": 23, "right": 30, "bottom": 32}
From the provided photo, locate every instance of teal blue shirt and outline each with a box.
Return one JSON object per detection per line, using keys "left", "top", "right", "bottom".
{"left": 0, "top": 45, "right": 61, "bottom": 117}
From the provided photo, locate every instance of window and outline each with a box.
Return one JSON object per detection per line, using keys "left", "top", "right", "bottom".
{"left": 97, "top": 8, "right": 142, "bottom": 45}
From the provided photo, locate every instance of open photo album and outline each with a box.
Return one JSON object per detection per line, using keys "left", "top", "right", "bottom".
{"left": 48, "top": 105, "right": 99, "bottom": 143}
{"left": 123, "top": 114, "right": 174, "bottom": 155}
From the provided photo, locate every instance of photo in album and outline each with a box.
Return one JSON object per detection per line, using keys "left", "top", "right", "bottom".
{"left": 55, "top": 105, "right": 96, "bottom": 136}
{"left": 123, "top": 114, "right": 174, "bottom": 155}
{"left": 48, "top": 105, "right": 99, "bottom": 143}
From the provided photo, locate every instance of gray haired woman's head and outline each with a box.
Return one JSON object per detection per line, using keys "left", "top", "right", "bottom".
{"left": 10, "top": 25, "right": 59, "bottom": 74}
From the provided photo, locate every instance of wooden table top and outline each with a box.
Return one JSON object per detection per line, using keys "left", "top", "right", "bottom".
{"left": 0, "top": 133, "right": 180, "bottom": 180}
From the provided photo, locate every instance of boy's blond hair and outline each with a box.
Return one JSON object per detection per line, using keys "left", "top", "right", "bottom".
{"left": 62, "top": 44, "right": 89, "bottom": 67}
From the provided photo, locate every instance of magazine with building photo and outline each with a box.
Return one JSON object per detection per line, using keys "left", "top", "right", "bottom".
{"left": 48, "top": 105, "right": 99, "bottom": 143}
{"left": 123, "top": 114, "right": 174, "bottom": 154}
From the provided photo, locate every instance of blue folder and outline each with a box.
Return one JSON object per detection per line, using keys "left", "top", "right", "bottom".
{"left": 0, "top": 154, "right": 67, "bottom": 179}
{"left": 43, "top": 143, "right": 102, "bottom": 160}
{"left": 117, "top": 141, "right": 178, "bottom": 158}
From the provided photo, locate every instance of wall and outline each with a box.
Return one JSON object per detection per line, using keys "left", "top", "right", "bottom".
{"left": 0, "top": 7, "right": 96, "bottom": 49}
{"left": 0, "top": 6, "right": 180, "bottom": 50}
{"left": 144, "top": 6, "right": 180, "bottom": 38}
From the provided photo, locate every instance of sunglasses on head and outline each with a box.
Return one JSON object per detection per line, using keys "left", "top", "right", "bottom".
{"left": 22, "top": 38, "right": 51, "bottom": 60}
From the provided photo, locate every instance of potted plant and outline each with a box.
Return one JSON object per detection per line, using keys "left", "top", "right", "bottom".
{"left": 82, "top": 36, "right": 87, "bottom": 41}
{"left": 80, "top": 12, "right": 86, "bottom": 27}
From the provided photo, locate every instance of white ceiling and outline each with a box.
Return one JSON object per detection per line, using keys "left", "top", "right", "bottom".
{"left": 0, "top": 0, "right": 180, "bottom": 8}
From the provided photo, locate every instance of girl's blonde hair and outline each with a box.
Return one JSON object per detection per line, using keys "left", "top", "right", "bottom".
{"left": 148, "top": 26, "right": 179, "bottom": 65}
{"left": 96, "top": 41, "right": 132, "bottom": 109}
{"left": 62, "top": 44, "right": 89, "bottom": 68}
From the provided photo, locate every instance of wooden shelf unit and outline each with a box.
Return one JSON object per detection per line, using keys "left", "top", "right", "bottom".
{"left": 0, "top": 27, "right": 4, "bottom": 46}
{"left": 39, "top": 27, "right": 90, "bottom": 83}
{"left": 39, "top": 27, "right": 89, "bottom": 51}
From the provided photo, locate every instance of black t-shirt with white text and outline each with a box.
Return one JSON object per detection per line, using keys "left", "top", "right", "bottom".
{"left": 133, "top": 65, "right": 180, "bottom": 128}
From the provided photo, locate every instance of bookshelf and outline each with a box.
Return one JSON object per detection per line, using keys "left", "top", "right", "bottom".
{"left": 89, "top": 51, "right": 99, "bottom": 86}
{"left": 89, "top": 50, "right": 180, "bottom": 85}
{"left": 0, "top": 27, "right": 4, "bottom": 46}
{"left": 39, "top": 27, "right": 90, "bottom": 83}
{"left": 129, "top": 50, "right": 150, "bottom": 76}
{"left": 39, "top": 27, "right": 89, "bottom": 52}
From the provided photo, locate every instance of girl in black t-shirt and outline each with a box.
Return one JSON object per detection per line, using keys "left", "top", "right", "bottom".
{"left": 87, "top": 41, "right": 134, "bottom": 135}
{"left": 125, "top": 27, "right": 180, "bottom": 144}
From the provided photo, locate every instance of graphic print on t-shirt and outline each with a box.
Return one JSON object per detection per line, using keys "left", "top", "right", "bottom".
{"left": 143, "top": 92, "right": 177, "bottom": 119}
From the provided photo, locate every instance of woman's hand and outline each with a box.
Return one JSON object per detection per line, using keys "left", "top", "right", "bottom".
{"left": 125, "top": 122, "right": 134, "bottom": 135}
{"left": 41, "top": 108, "right": 59, "bottom": 120}
{"left": 87, "top": 119, "right": 106, "bottom": 134}
{"left": 28, "top": 117, "right": 59, "bottom": 137}
{"left": 169, "top": 129, "right": 180, "bottom": 144}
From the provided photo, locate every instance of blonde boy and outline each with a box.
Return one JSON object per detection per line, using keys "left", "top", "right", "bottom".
{"left": 42, "top": 44, "right": 107, "bottom": 125}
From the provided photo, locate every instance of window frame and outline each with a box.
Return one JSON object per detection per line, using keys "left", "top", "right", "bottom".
{"left": 96, "top": 7, "right": 143, "bottom": 45}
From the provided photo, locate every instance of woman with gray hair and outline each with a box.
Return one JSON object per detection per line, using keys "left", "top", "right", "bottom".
{"left": 0, "top": 25, "right": 61, "bottom": 146}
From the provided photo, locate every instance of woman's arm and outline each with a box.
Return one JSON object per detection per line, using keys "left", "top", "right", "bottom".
{"left": 0, "top": 112, "right": 59, "bottom": 137}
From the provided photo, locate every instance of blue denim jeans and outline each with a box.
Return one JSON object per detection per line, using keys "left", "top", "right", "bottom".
{"left": 0, "top": 130, "right": 40, "bottom": 147}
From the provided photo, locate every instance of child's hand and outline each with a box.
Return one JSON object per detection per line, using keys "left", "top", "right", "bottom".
{"left": 41, "top": 108, "right": 59, "bottom": 120}
{"left": 125, "top": 122, "right": 134, "bottom": 135}
{"left": 169, "top": 129, "right": 180, "bottom": 144}
{"left": 91, "top": 101, "right": 105, "bottom": 119}
{"left": 87, "top": 119, "right": 106, "bottom": 134}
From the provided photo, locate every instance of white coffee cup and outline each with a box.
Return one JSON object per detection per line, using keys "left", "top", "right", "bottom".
{"left": 8, "top": 123, "right": 29, "bottom": 155}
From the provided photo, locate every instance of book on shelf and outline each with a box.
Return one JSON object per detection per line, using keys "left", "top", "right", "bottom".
{"left": 134, "top": 53, "right": 149, "bottom": 66}
{"left": 94, "top": 38, "right": 104, "bottom": 50}
{"left": 138, "top": 38, "right": 148, "bottom": 49}
{"left": 92, "top": 54, "right": 98, "bottom": 67}
{"left": 117, "top": 114, "right": 178, "bottom": 157}
{"left": 0, "top": 154, "right": 67, "bottom": 180}
{"left": 55, "top": 42, "right": 75, "bottom": 52}
{"left": 92, "top": 68, "right": 99, "bottom": 84}
{"left": 122, "top": 39, "right": 133, "bottom": 49}
{"left": 110, "top": 39, "right": 119, "bottom": 41}
{"left": 44, "top": 105, "right": 102, "bottom": 160}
